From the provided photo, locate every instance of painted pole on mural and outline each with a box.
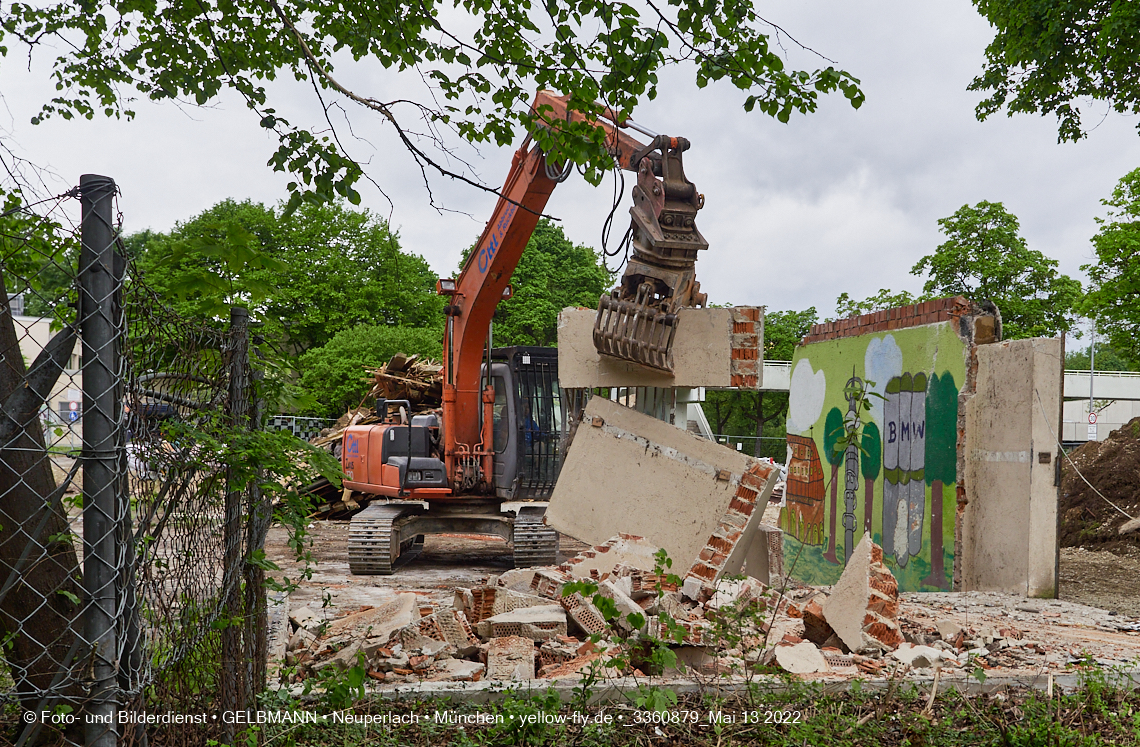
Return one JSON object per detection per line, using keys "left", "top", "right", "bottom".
{"left": 842, "top": 372, "right": 861, "bottom": 564}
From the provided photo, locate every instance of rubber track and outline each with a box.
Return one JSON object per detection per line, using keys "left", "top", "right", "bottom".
{"left": 512, "top": 511, "right": 559, "bottom": 568}
{"left": 348, "top": 503, "right": 421, "bottom": 575}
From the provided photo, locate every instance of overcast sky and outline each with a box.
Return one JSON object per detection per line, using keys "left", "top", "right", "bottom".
{"left": 2, "top": 0, "right": 1138, "bottom": 325}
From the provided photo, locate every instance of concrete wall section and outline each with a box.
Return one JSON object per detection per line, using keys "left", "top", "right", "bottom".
{"left": 557, "top": 307, "right": 763, "bottom": 389}
{"left": 545, "top": 396, "right": 753, "bottom": 569}
{"left": 962, "top": 338, "right": 1061, "bottom": 598}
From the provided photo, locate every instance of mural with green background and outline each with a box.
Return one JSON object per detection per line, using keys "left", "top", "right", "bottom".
{"left": 781, "top": 322, "right": 966, "bottom": 591}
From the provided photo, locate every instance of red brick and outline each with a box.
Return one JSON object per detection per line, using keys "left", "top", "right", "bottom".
{"left": 707, "top": 536, "right": 734, "bottom": 554}
{"left": 734, "top": 486, "right": 758, "bottom": 503}
{"left": 731, "top": 347, "right": 758, "bottom": 360}
{"left": 728, "top": 497, "right": 755, "bottom": 516}
{"left": 698, "top": 547, "right": 715, "bottom": 562}
{"left": 688, "top": 563, "right": 718, "bottom": 581}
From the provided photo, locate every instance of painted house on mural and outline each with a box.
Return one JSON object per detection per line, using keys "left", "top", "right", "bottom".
{"left": 783, "top": 297, "right": 1062, "bottom": 597}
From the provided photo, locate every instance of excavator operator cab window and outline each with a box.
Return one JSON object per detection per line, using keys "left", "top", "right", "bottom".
{"left": 492, "top": 375, "right": 508, "bottom": 453}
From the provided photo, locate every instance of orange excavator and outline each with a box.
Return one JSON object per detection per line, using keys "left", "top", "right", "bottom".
{"left": 341, "top": 92, "right": 708, "bottom": 574}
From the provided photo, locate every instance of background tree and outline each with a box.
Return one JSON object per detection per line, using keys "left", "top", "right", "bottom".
{"left": 970, "top": 1, "right": 1140, "bottom": 143}
{"left": 834, "top": 289, "right": 920, "bottom": 320}
{"left": 822, "top": 406, "right": 844, "bottom": 564}
{"left": 135, "top": 199, "right": 443, "bottom": 352}
{"left": 912, "top": 200, "right": 1082, "bottom": 338}
{"left": 472, "top": 219, "right": 610, "bottom": 347}
{"left": 923, "top": 372, "right": 957, "bottom": 589}
{"left": 297, "top": 325, "right": 442, "bottom": 418}
{"left": 1065, "top": 342, "right": 1131, "bottom": 372}
{"left": 2, "top": 0, "right": 864, "bottom": 211}
{"left": 1082, "top": 168, "right": 1140, "bottom": 370}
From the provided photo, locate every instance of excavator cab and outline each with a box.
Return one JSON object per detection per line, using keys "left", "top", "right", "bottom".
{"left": 487, "top": 347, "right": 565, "bottom": 500}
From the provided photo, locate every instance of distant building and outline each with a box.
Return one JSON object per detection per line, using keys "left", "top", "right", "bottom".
{"left": 7, "top": 295, "right": 84, "bottom": 447}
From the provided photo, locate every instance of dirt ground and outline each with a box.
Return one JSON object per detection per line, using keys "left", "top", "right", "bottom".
{"left": 1058, "top": 544, "right": 1140, "bottom": 617}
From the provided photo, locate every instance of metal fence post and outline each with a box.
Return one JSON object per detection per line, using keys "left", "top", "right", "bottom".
{"left": 79, "top": 174, "right": 120, "bottom": 746}
{"left": 221, "top": 307, "right": 250, "bottom": 743}
{"left": 244, "top": 337, "right": 269, "bottom": 697}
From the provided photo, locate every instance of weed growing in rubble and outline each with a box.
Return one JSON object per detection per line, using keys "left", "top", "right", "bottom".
{"left": 561, "top": 550, "right": 686, "bottom": 681}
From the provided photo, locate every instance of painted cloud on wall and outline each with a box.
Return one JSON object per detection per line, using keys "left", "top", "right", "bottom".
{"left": 786, "top": 359, "right": 826, "bottom": 434}
{"left": 864, "top": 334, "right": 903, "bottom": 427}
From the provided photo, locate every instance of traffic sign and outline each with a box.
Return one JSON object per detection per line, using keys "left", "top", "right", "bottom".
{"left": 1088, "top": 424, "right": 1098, "bottom": 441}
{"left": 68, "top": 411, "right": 79, "bottom": 422}
{"left": 68, "top": 401, "right": 78, "bottom": 412}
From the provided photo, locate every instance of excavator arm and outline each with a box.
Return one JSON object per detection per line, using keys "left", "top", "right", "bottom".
{"left": 438, "top": 91, "right": 708, "bottom": 493}
{"left": 439, "top": 91, "right": 649, "bottom": 492}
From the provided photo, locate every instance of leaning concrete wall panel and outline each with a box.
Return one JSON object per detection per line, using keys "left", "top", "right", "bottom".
{"left": 546, "top": 396, "right": 754, "bottom": 568}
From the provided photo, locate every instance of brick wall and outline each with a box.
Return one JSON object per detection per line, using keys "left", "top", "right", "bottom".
{"left": 683, "top": 461, "right": 776, "bottom": 603}
{"left": 730, "top": 307, "right": 762, "bottom": 388}
{"left": 801, "top": 296, "right": 971, "bottom": 346}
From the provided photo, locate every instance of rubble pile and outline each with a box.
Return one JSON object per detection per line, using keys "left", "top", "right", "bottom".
{"left": 285, "top": 503, "right": 1140, "bottom": 691}
{"left": 1060, "top": 415, "right": 1140, "bottom": 549}
{"left": 279, "top": 525, "right": 1140, "bottom": 685}
{"left": 362, "top": 353, "right": 443, "bottom": 410}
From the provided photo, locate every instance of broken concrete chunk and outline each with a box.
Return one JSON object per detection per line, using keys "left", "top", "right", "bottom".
{"left": 597, "top": 579, "right": 644, "bottom": 631}
{"left": 493, "top": 568, "right": 542, "bottom": 592}
{"left": 477, "top": 605, "right": 568, "bottom": 641}
{"left": 289, "top": 605, "right": 326, "bottom": 633}
{"left": 821, "top": 535, "right": 903, "bottom": 653}
{"left": 563, "top": 534, "right": 662, "bottom": 580}
{"left": 773, "top": 641, "right": 830, "bottom": 674}
{"left": 935, "top": 619, "right": 962, "bottom": 641}
{"left": 891, "top": 643, "right": 944, "bottom": 669}
{"left": 314, "top": 641, "right": 365, "bottom": 672}
{"left": 684, "top": 460, "right": 779, "bottom": 603}
{"left": 427, "top": 659, "right": 484, "bottom": 682}
{"left": 328, "top": 593, "right": 421, "bottom": 643}
{"left": 487, "top": 635, "right": 537, "bottom": 681}
{"left": 461, "top": 586, "right": 553, "bottom": 625}
{"left": 287, "top": 627, "right": 316, "bottom": 652}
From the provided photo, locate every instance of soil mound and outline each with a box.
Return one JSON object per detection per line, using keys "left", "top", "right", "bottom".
{"left": 1059, "top": 417, "right": 1140, "bottom": 554}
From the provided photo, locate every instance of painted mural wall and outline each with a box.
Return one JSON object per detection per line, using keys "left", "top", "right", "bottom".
{"left": 781, "top": 321, "right": 966, "bottom": 591}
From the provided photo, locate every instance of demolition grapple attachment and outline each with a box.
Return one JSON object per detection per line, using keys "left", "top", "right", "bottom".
{"left": 593, "top": 136, "right": 708, "bottom": 372}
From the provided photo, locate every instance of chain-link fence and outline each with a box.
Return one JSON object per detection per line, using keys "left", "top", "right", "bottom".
{"left": 0, "top": 176, "right": 273, "bottom": 746}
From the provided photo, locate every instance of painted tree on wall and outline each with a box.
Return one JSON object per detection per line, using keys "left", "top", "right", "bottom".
{"left": 861, "top": 421, "right": 882, "bottom": 537}
{"left": 822, "top": 407, "right": 844, "bottom": 564}
{"left": 923, "top": 372, "right": 958, "bottom": 589}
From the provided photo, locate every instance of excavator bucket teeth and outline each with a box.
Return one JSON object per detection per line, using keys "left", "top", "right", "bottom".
{"left": 593, "top": 292, "right": 677, "bottom": 372}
